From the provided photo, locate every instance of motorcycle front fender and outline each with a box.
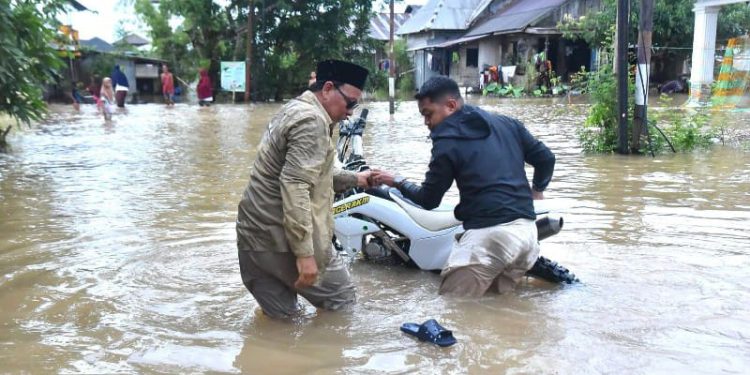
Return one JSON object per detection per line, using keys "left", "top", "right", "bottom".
{"left": 333, "top": 216, "right": 380, "bottom": 256}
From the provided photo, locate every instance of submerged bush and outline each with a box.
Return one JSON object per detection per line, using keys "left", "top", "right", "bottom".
{"left": 577, "top": 67, "right": 718, "bottom": 154}
{"left": 577, "top": 64, "right": 632, "bottom": 153}
{"left": 646, "top": 96, "right": 720, "bottom": 153}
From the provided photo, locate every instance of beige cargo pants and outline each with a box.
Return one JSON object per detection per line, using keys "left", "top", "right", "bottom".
{"left": 439, "top": 218, "right": 540, "bottom": 297}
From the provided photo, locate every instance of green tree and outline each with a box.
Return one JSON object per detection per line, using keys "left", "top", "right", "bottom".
{"left": 0, "top": 0, "right": 66, "bottom": 147}
{"left": 560, "top": 0, "right": 750, "bottom": 49}
{"left": 133, "top": 0, "right": 373, "bottom": 101}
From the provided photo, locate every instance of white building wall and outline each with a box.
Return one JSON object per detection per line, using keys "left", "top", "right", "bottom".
{"left": 478, "top": 37, "right": 501, "bottom": 69}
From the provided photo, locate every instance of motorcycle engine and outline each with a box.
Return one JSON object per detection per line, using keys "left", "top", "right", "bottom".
{"left": 363, "top": 238, "right": 390, "bottom": 260}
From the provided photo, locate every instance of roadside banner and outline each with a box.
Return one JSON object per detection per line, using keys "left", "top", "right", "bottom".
{"left": 220, "top": 61, "right": 246, "bottom": 92}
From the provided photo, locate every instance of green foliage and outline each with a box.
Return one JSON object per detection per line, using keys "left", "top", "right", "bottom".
{"left": 134, "top": 0, "right": 373, "bottom": 101}
{"left": 577, "top": 63, "right": 632, "bottom": 153}
{"left": 82, "top": 52, "right": 117, "bottom": 79}
{"left": 568, "top": 66, "right": 589, "bottom": 94}
{"left": 134, "top": 0, "right": 217, "bottom": 85}
{"left": 522, "top": 60, "right": 538, "bottom": 93}
{"left": 646, "top": 95, "right": 718, "bottom": 153}
{"left": 482, "top": 82, "right": 524, "bottom": 98}
{"left": 577, "top": 73, "right": 719, "bottom": 154}
{"left": 1, "top": 0, "right": 66, "bottom": 146}
{"left": 559, "top": 0, "right": 750, "bottom": 51}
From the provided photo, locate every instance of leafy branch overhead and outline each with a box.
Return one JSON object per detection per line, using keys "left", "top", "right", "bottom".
{"left": 0, "top": 0, "right": 66, "bottom": 130}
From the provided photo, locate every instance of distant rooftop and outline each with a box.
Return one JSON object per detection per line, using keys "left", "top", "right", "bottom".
{"left": 464, "top": 0, "right": 568, "bottom": 38}
{"left": 397, "top": 0, "right": 489, "bottom": 34}
{"left": 115, "top": 34, "right": 150, "bottom": 46}
{"left": 80, "top": 37, "right": 114, "bottom": 53}
{"left": 369, "top": 5, "right": 421, "bottom": 41}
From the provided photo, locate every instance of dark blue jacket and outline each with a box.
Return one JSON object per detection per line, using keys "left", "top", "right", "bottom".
{"left": 111, "top": 66, "right": 129, "bottom": 88}
{"left": 398, "top": 105, "right": 555, "bottom": 229}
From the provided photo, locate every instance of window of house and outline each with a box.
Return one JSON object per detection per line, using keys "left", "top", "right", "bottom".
{"left": 466, "top": 48, "right": 478, "bottom": 67}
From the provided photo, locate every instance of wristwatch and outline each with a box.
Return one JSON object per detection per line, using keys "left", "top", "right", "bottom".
{"left": 394, "top": 175, "right": 406, "bottom": 189}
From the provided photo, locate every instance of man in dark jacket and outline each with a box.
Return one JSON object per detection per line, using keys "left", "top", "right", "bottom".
{"left": 111, "top": 65, "right": 129, "bottom": 108}
{"left": 371, "top": 76, "right": 555, "bottom": 297}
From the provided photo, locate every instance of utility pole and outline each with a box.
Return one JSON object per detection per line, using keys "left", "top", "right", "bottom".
{"left": 632, "top": 0, "right": 653, "bottom": 153}
{"left": 388, "top": 0, "right": 395, "bottom": 115}
{"left": 616, "top": 0, "right": 630, "bottom": 154}
{"left": 244, "top": 0, "right": 254, "bottom": 103}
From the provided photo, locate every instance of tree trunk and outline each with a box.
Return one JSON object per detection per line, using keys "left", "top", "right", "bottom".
{"left": 0, "top": 125, "right": 12, "bottom": 149}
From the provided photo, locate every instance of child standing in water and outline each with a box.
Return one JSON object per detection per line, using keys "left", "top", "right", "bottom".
{"left": 100, "top": 77, "right": 115, "bottom": 121}
{"left": 161, "top": 64, "right": 175, "bottom": 106}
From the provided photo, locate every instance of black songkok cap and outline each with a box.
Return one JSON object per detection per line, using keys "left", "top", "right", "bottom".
{"left": 316, "top": 59, "right": 369, "bottom": 90}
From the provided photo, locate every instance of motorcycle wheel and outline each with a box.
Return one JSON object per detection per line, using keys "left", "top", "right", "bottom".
{"left": 525, "top": 256, "right": 579, "bottom": 284}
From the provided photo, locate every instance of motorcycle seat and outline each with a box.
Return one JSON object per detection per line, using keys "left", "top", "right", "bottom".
{"left": 390, "top": 190, "right": 461, "bottom": 232}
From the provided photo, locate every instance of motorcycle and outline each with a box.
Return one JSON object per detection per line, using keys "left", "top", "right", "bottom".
{"left": 333, "top": 108, "right": 577, "bottom": 284}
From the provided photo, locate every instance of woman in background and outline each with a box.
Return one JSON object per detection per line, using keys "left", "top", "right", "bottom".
{"left": 197, "top": 68, "right": 213, "bottom": 106}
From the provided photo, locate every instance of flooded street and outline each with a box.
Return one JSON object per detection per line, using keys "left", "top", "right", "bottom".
{"left": 1, "top": 99, "right": 749, "bottom": 373}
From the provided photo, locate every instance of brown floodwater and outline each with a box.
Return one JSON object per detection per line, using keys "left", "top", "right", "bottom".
{"left": 1, "top": 98, "right": 749, "bottom": 374}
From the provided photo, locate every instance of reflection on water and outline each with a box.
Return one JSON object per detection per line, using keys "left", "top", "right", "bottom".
{"left": 1, "top": 100, "right": 749, "bottom": 373}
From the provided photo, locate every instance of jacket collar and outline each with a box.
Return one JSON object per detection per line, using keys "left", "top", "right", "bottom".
{"left": 298, "top": 90, "right": 334, "bottom": 129}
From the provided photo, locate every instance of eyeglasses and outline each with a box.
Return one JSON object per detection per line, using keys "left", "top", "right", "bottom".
{"left": 334, "top": 85, "right": 358, "bottom": 110}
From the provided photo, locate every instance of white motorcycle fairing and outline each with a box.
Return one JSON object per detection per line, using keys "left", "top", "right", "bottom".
{"left": 332, "top": 192, "right": 462, "bottom": 270}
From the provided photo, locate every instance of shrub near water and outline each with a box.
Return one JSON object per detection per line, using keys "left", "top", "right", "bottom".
{"left": 648, "top": 95, "right": 720, "bottom": 153}
{"left": 576, "top": 68, "right": 718, "bottom": 154}
{"left": 576, "top": 65, "right": 630, "bottom": 153}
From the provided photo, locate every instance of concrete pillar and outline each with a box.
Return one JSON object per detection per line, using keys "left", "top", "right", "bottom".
{"left": 688, "top": 5, "right": 720, "bottom": 105}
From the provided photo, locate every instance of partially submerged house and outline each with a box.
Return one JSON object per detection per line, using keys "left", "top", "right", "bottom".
{"left": 397, "top": 0, "right": 491, "bottom": 88}
{"left": 79, "top": 37, "right": 166, "bottom": 98}
{"left": 399, "top": 0, "right": 600, "bottom": 89}
{"left": 51, "top": 31, "right": 166, "bottom": 102}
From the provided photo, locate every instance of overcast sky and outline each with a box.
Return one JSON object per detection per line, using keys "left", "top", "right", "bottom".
{"left": 65, "top": 0, "right": 429, "bottom": 43}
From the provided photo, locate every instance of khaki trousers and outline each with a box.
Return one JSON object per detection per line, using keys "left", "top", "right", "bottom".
{"left": 237, "top": 248, "right": 355, "bottom": 319}
{"left": 440, "top": 218, "right": 540, "bottom": 297}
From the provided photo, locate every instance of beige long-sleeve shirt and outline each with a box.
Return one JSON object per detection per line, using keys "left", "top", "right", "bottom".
{"left": 236, "top": 90, "right": 358, "bottom": 270}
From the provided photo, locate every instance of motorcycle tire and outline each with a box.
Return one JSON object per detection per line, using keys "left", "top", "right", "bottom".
{"left": 525, "top": 256, "right": 579, "bottom": 284}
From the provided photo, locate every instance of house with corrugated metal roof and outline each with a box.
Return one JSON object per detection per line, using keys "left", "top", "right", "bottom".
{"left": 398, "top": 0, "right": 600, "bottom": 90}
{"left": 50, "top": 29, "right": 167, "bottom": 104}
{"left": 397, "top": 0, "right": 492, "bottom": 88}
{"left": 368, "top": 4, "right": 420, "bottom": 73}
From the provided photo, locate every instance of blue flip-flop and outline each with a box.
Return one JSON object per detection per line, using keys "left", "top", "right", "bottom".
{"left": 400, "top": 319, "right": 457, "bottom": 347}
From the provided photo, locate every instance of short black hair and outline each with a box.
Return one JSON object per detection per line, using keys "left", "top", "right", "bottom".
{"left": 414, "top": 76, "right": 462, "bottom": 102}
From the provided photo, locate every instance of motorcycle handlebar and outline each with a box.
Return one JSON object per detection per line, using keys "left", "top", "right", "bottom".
{"left": 339, "top": 108, "right": 368, "bottom": 137}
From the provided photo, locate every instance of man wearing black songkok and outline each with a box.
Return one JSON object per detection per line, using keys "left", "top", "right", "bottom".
{"left": 236, "top": 60, "right": 371, "bottom": 318}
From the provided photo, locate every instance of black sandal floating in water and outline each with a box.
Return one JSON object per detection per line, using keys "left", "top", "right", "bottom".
{"left": 400, "top": 319, "right": 457, "bottom": 347}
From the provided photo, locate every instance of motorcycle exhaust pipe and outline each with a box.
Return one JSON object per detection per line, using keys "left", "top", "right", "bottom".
{"left": 536, "top": 215, "right": 563, "bottom": 241}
